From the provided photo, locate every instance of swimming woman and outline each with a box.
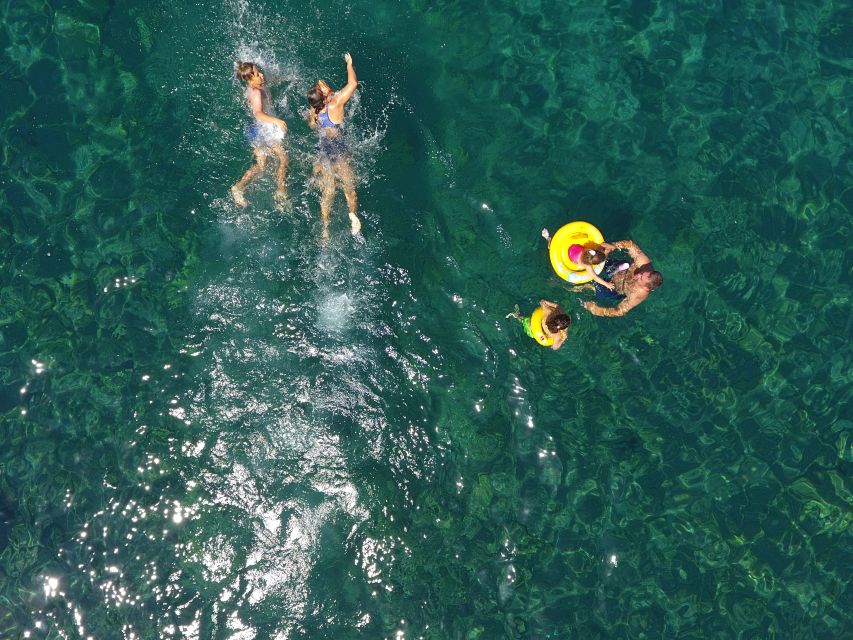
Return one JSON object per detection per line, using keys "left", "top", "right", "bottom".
{"left": 231, "top": 62, "right": 288, "bottom": 208}
{"left": 307, "top": 52, "right": 361, "bottom": 239}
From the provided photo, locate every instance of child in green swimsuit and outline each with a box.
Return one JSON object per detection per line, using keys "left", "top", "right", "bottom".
{"left": 507, "top": 300, "right": 571, "bottom": 350}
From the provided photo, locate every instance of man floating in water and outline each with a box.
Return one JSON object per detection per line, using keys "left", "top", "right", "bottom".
{"left": 231, "top": 62, "right": 289, "bottom": 208}
{"left": 581, "top": 240, "right": 663, "bottom": 317}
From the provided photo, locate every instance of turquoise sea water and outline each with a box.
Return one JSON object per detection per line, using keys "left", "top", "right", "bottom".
{"left": 1, "top": 0, "right": 851, "bottom": 637}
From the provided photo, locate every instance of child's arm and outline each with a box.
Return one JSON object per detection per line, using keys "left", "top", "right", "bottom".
{"left": 248, "top": 88, "right": 287, "bottom": 131}
{"left": 550, "top": 330, "right": 567, "bottom": 350}
{"left": 586, "top": 265, "right": 614, "bottom": 290}
{"left": 539, "top": 299, "right": 559, "bottom": 312}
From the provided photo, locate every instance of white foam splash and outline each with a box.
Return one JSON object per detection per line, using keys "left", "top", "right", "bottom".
{"left": 316, "top": 292, "right": 355, "bottom": 332}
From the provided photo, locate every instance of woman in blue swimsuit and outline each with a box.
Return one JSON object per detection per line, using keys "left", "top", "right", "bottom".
{"left": 307, "top": 52, "right": 360, "bottom": 238}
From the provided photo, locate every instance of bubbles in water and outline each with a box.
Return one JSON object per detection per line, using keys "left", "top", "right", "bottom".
{"left": 316, "top": 292, "right": 355, "bottom": 332}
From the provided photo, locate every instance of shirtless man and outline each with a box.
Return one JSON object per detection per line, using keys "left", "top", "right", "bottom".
{"left": 581, "top": 240, "right": 662, "bottom": 317}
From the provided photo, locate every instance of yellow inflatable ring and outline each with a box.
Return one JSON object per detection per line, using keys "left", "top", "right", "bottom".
{"left": 549, "top": 221, "right": 606, "bottom": 284}
{"left": 529, "top": 307, "right": 554, "bottom": 347}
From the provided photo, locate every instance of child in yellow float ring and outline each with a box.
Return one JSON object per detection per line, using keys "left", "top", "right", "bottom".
{"left": 506, "top": 300, "right": 571, "bottom": 350}
{"left": 541, "top": 228, "right": 616, "bottom": 291}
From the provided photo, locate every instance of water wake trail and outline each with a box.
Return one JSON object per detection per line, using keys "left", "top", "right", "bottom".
{"left": 25, "top": 2, "right": 437, "bottom": 636}
{"left": 165, "top": 4, "right": 431, "bottom": 634}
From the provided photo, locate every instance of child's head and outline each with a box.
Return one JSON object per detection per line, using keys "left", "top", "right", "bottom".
{"left": 579, "top": 242, "right": 606, "bottom": 266}
{"left": 236, "top": 61, "right": 264, "bottom": 86}
{"left": 546, "top": 312, "right": 571, "bottom": 333}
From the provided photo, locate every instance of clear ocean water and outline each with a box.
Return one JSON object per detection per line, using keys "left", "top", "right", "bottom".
{"left": 1, "top": 0, "right": 851, "bottom": 638}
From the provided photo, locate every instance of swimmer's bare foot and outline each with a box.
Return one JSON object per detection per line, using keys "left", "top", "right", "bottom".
{"left": 349, "top": 213, "right": 362, "bottom": 235}
{"left": 541, "top": 228, "right": 551, "bottom": 242}
{"left": 321, "top": 223, "right": 330, "bottom": 244}
{"left": 274, "top": 189, "right": 290, "bottom": 212}
{"left": 231, "top": 186, "right": 247, "bottom": 208}
{"left": 506, "top": 304, "right": 522, "bottom": 320}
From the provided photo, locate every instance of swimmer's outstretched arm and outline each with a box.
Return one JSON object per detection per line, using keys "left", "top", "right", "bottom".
{"left": 583, "top": 288, "right": 647, "bottom": 317}
{"left": 583, "top": 301, "right": 628, "bottom": 317}
{"left": 333, "top": 52, "right": 358, "bottom": 106}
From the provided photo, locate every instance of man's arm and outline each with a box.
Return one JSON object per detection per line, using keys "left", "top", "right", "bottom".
{"left": 583, "top": 288, "right": 648, "bottom": 317}
{"left": 613, "top": 240, "right": 650, "bottom": 265}
{"left": 583, "top": 302, "right": 628, "bottom": 317}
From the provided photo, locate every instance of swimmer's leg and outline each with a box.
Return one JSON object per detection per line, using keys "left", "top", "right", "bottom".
{"left": 232, "top": 147, "right": 267, "bottom": 208}
{"left": 314, "top": 161, "right": 336, "bottom": 242}
{"left": 334, "top": 157, "right": 360, "bottom": 235}
{"left": 272, "top": 144, "right": 288, "bottom": 204}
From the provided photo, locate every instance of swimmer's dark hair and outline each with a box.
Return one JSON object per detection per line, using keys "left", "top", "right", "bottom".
{"left": 581, "top": 242, "right": 606, "bottom": 266}
{"left": 307, "top": 82, "right": 327, "bottom": 113}
{"left": 236, "top": 61, "right": 259, "bottom": 82}
{"left": 546, "top": 312, "right": 571, "bottom": 333}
